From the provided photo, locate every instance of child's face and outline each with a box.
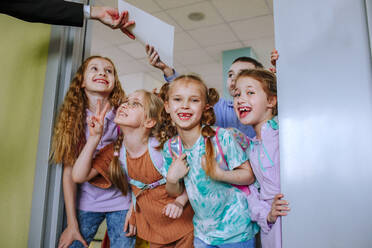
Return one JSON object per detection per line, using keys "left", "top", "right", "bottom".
{"left": 233, "top": 76, "right": 275, "bottom": 126}
{"left": 114, "top": 91, "right": 146, "bottom": 128}
{"left": 227, "top": 61, "right": 256, "bottom": 97}
{"left": 82, "top": 58, "right": 116, "bottom": 94}
{"left": 165, "top": 80, "right": 206, "bottom": 131}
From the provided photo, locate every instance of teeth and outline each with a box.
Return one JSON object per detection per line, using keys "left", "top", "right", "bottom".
{"left": 239, "top": 107, "right": 250, "bottom": 112}
{"left": 178, "top": 113, "right": 192, "bottom": 117}
{"left": 95, "top": 79, "right": 108, "bottom": 84}
{"left": 178, "top": 113, "right": 192, "bottom": 120}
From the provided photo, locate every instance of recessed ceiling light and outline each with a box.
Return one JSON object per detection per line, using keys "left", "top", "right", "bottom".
{"left": 188, "top": 12, "right": 205, "bottom": 21}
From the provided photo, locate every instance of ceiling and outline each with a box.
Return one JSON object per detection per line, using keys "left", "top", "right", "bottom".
{"left": 90, "top": 0, "right": 275, "bottom": 92}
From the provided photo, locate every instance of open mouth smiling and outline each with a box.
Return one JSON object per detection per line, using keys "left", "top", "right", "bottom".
{"left": 177, "top": 113, "right": 193, "bottom": 120}
{"left": 238, "top": 106, "right": 252, "bottom": 118}
{"left": 94, "top": 78, "right": 109, "bottom": 85}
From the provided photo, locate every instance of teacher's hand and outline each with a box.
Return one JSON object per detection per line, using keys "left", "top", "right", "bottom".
{"left": 91, "top": 6, "right": 135, "bottom": 40}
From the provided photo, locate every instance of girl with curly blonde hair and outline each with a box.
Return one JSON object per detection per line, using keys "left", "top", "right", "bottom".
{"left": 50, "top": 56, "right": 135, "bottom": 248}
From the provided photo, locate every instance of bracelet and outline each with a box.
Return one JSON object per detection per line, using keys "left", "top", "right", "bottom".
{"left": 173, "top": 201, "right": 184, "bottom": 209}
{"left": 166, "top": 177, "right": 180, "bottom": 184}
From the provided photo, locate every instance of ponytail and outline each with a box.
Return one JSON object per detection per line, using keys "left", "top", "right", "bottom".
{"left": 201, "top": 87, "right": 219, "bottom": 177}
{"left": 109, "top": 132, "right": 129, "bottom": 195}
{"left": 156, "top": 83, "right": 178, "bottom": 149}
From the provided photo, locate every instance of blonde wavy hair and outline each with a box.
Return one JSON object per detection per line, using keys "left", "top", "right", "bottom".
{"left": 50, "top": 56, "right": 125, "bottom": 166}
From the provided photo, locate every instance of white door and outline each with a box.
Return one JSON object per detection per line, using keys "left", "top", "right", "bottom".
{"left": 274, "top": 0, "right": 372, "bottom": 247}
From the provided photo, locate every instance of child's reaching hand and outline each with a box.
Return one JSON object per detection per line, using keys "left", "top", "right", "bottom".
{"left": 87, "top": 99, "right": 110, "bottom": 139}
{"left": 123, "top": 203, "right": 136, "bottom": 237}
{"left": 162, "top": 201, "right": 184, "bottom": 219}
{"left": 270, "top": 49, "right": 279, "bottom": 66}
{"left": 145, "top": 44, "right": 174, "bottom": 77}
{"left": 167, "top": 153, "right": 190, "bottom": 183}
{"left": 269, "top": 49, "right": 279, "bottom": 73}
{"left": 267, "top": 193, "right": 290, "bottom": 224}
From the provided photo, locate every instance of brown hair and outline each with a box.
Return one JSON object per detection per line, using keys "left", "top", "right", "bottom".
{"left": 232, "top": 57, "right": 264, "bottom": 69}
{"left": 109, "top": 90, "right": 164, "bottom": 195}
{"left": 157, "top": 75, "right": 220, "bottom": 177}
{"left": 236, "top": 69, "right": 278, "bottom": 115}
{"left": 50, "top": 56, "right": 125, "bottom": 166}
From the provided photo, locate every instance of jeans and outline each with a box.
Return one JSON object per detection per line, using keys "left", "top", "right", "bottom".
{"left": 194, "top": 237, "right": 255, "bottom": 248}
{"left": 70, "top": 209, "right": 136, "bottom": 248}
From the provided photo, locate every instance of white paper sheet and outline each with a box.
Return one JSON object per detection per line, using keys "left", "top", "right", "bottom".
{"left": 118, "top": 0, "right": 175, "bottom": 67}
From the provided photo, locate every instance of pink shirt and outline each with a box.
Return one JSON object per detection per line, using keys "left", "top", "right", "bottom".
{"left": 77, "top": 108, "right": 131, "bottom": 212}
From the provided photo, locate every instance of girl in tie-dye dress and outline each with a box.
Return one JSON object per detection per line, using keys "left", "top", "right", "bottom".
{"left": 157, "top": 74, "right": 259, "bottom": 248}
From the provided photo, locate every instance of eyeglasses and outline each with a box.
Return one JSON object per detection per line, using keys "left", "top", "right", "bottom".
{"left": 120, "top": 100, "right": 143, "bottom": 109}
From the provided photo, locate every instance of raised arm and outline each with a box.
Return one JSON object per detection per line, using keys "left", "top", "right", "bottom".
{"left": 0, "top": 1, "right": 135, "bottom": 38}
{"left": 71, "top": 134, "right": 100, "bottom": 183}
{"left": 72, "top": 101, "right": 110, "bottom": 183}
{"left": 165, "top": 153, "right": 189, "bottom": 197}
{"left": 145, "top": 45, "right": 177, "bottom": 80}
{"left": 0, "top": 0, "right": 85, "bottom": 26}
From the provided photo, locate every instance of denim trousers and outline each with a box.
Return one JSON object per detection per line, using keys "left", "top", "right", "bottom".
{"left": 70, "top": 209, "right": 136, "bottom": 248}
{"left": 194, "top": 237, "right": 255, "bottom": 248}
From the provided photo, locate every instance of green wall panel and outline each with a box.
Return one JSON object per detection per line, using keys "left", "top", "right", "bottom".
{"left": 0, "top": 15, "right": 50, "bottom": 247}
{"left": 222, "top": 47, "right": 257, "bottom": 99}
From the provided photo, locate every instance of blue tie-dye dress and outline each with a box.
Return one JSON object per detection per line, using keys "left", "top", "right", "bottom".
{"left": 163, "top": 127, "right": 259, "bottom": 245}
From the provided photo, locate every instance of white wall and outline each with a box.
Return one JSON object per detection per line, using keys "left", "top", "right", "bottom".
{"left": 119, "top": 72, "right": 163, "bottom": 94}
{"left": 275, "top": 0, "right": 372, "bottom": 247}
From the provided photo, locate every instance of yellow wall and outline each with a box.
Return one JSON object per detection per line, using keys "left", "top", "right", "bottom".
{"left": 0, "top": 15, "right": 50, "bottom": 247}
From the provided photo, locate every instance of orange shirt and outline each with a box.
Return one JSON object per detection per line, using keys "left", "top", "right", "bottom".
{"left": 127, "top": 150, "right": 194, "bottom": 244}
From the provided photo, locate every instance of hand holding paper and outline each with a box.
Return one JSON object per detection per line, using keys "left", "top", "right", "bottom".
{"left": 91, "top": 7, "right": 135, "bottom": 39}
{"left": 118, "top": 0, "right": 175, "bottom": 67}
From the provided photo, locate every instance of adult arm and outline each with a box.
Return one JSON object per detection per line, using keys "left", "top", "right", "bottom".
{"left": 0, "top": 0, "right": 136, "bottom": 39}
{"left": 0, "top": 0, "right": 84, "bottom": 26}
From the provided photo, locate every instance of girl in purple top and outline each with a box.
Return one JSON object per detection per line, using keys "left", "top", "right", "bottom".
{"left": 50, "top": 56, "right": 135, "bottom": 248}
{"left": 233, "top": 69, "right": 290, "bottom": 248}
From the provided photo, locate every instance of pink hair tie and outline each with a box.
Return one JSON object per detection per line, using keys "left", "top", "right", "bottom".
{"left": 114, "top": 151, "right": 119, "bottom": 157}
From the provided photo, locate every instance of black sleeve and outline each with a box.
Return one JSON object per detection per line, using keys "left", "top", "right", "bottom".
{"left": 0, "top": 0, "right": 84, "bottom": 27}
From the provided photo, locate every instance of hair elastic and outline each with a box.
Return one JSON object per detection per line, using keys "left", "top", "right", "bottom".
{"left": 114, "top": 151, "right": 119, "bottom": 157}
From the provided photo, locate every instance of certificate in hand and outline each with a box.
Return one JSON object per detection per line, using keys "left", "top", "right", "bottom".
{"left": 118, "top": 0, "right": 175, "bottom": 67}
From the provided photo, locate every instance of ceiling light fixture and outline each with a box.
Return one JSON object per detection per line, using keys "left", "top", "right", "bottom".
{"left": 188, "top": 12, "right": 205, "bottom": 21}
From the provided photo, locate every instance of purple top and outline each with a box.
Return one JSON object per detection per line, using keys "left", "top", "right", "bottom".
{"left": 246, "top": 118, "right": 281, "bottom": 247}
{"left": 77, "top": 108, "right": 131, "bottom": 212}
{"left": 249, "top": 119, "right": 280, "bottom": 201}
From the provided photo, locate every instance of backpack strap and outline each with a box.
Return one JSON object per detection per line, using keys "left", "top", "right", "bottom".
{"left": 168, "top": 139, "right": 174, "bottom": 159}
{"left": 168, "top": 135, "right": 182, "bottom": 159}
{"left": 120, "top": 140, "right": 167, "bottom": 211}
{"left": 148, "top": 137, "right": 166, "bottom": 178}
{"left": 214, "top": 127, "right": 228, "bottom": 166}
